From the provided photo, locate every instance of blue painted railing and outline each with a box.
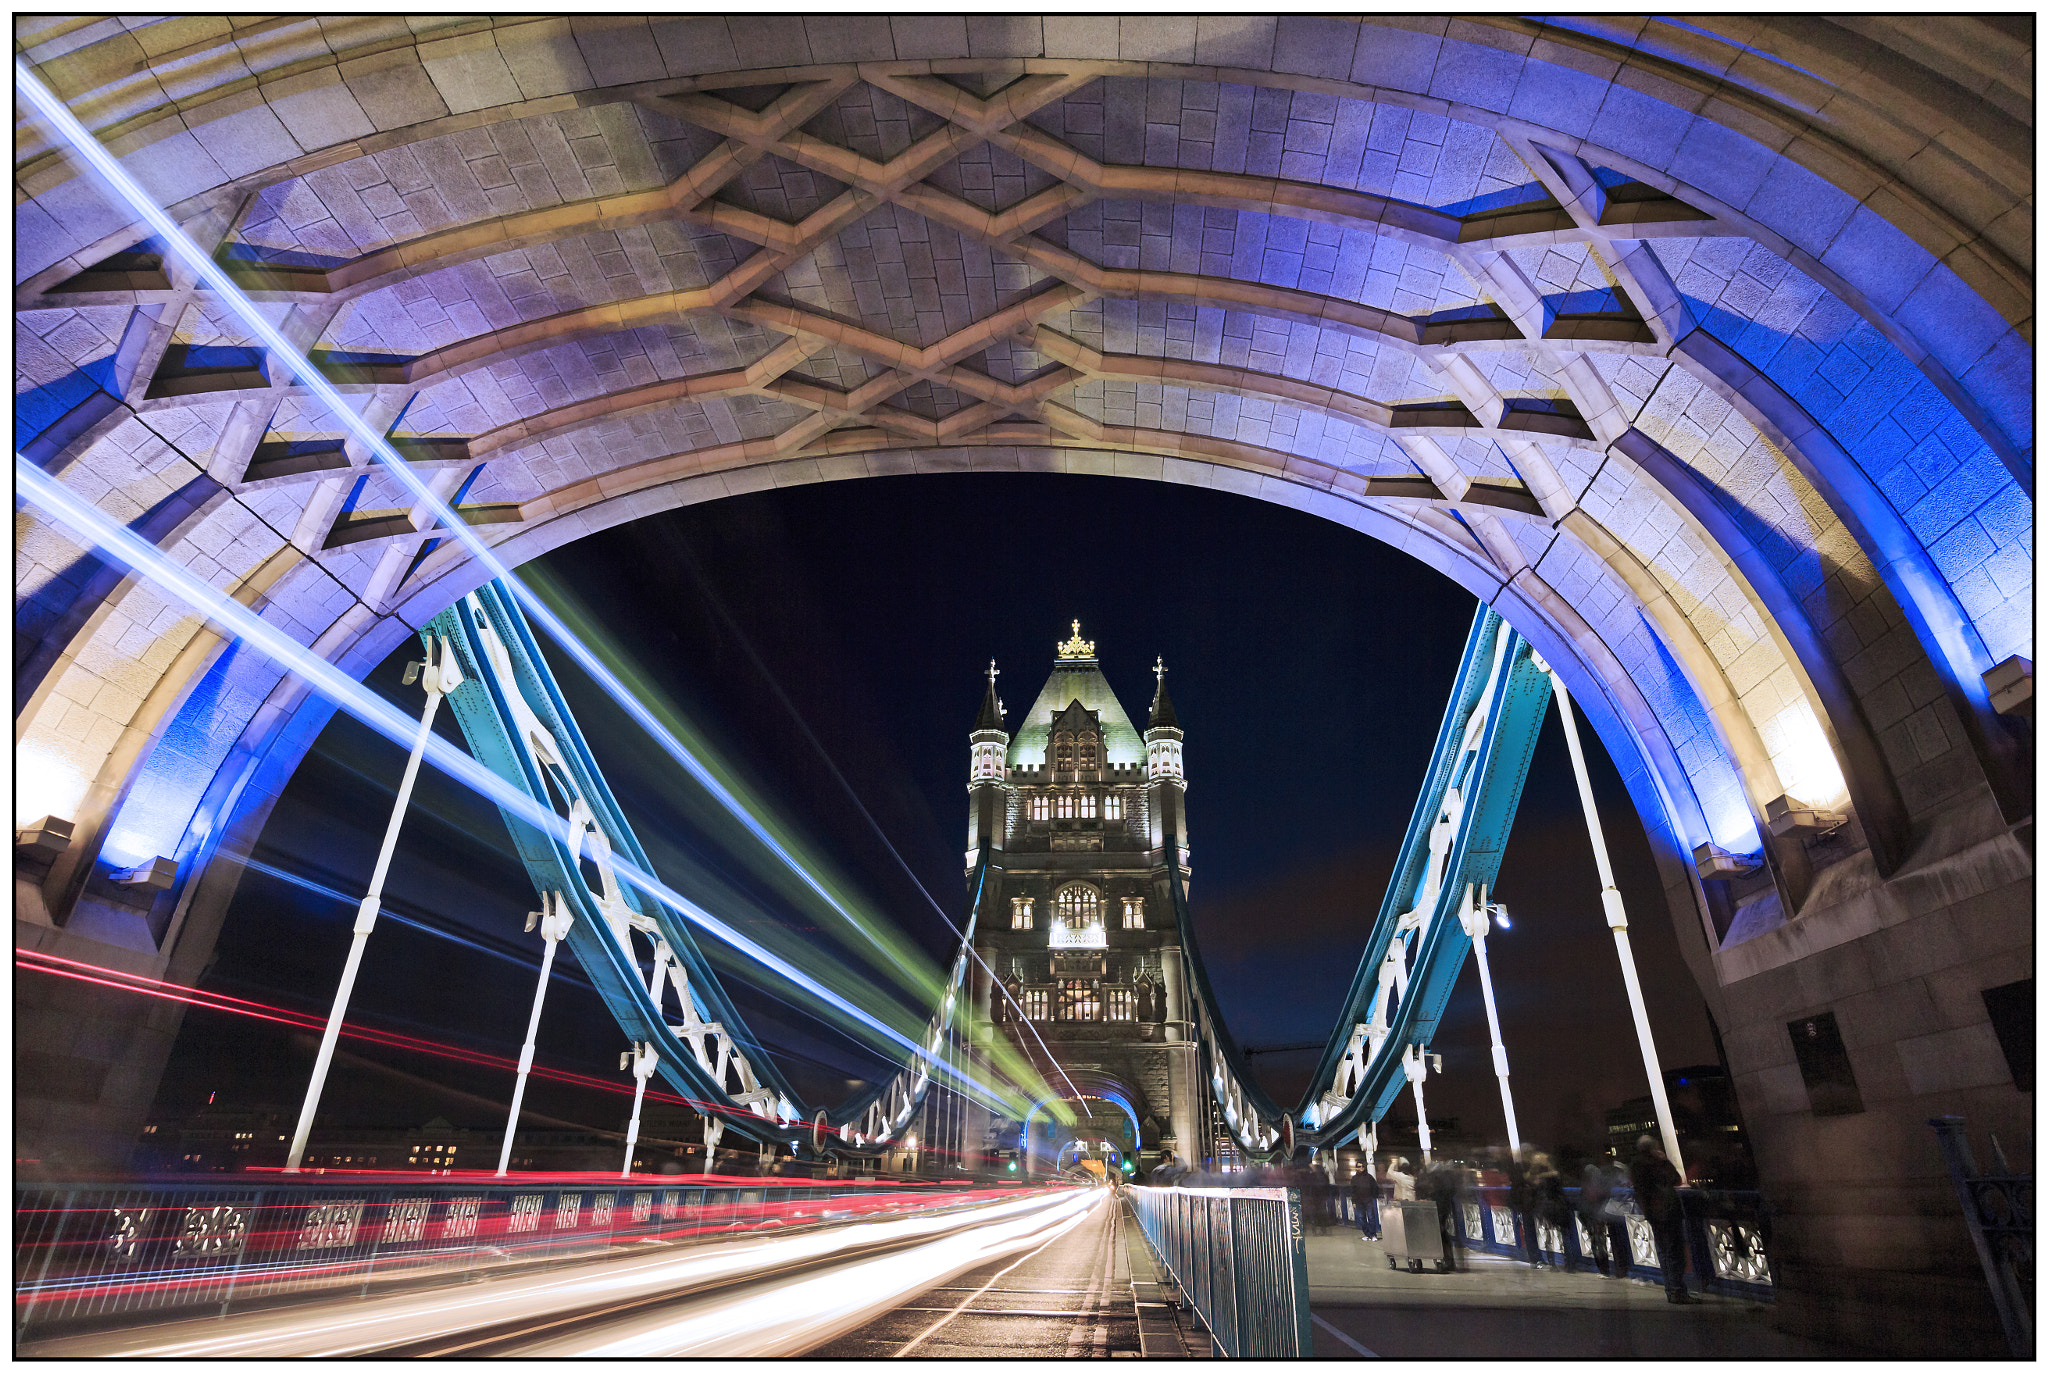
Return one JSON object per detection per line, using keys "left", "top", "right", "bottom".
{"left": 1335, "top": 1185, "right": 1774, "bottom": 1300}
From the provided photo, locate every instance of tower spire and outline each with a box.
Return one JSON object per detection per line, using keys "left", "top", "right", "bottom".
{"left": 1149, "top": 656, "right": 1180, "bottom": 730}
{"left": 975, "top": 658, "right": 1005, "bottom": 730}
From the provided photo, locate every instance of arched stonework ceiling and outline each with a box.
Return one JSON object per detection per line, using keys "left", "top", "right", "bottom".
{"left": 14, "top": 16, "right": 2031, "bottom": 975}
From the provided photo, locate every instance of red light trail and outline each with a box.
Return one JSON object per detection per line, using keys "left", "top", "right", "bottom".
{"left": 13, "top": 949, "right": 742, "bottom": 1120}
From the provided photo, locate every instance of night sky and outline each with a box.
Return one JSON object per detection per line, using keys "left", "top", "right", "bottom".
{"left": 158, "top": 472, "right": 1716, "bottom": 1152}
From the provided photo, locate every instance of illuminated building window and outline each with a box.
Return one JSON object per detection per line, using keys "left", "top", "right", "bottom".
{"left": 1122, "top": 896, "right": 1145, "bottom": 929}
{"left": 1078, "top": 793, "right": 1097, "bottom": 819}
{"left": 1011, "top": 897, "right": 1034, "bottom": 930}
{"left": 1105, "top": 986, "right": 1135, "bottom": 1021}
{"left": 1050, "top": 884, "right": 1105, "bottom": 948}
{"left": 1029, "top": 796, "right": 1050, "bottom": 821}
{"left": 1053, "top": 734, "right": 1074, "bottom": 769}
{"left": 1056, "top": 793, "right": 1075, "bottom": 819}
{"left": 1022, "top": 987, "right": 1051, "bottom": 1021}
{"left": 1103, "top": 794, "right": 1122, "bottom": 821}
{"left": 1078, "top": 738, "right": 1098, "bottom": 768}
{"left": 1058, "top": 979, "right": 1101, "bottom": 1022}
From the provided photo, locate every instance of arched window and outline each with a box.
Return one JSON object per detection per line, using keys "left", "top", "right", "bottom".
{"left": 1010, "top": 897, "right": 1034, "bottom": 930}
{"left": 1029, "top": 795, "right": 1050, "bottom": 821}
{"left": 1049, "top": 883, "right": 1106, "bottom": 948}
{"left": 1052, "top": 732, "right": 1074, "bottom": 769}
{"left": 1122, "top": 896, "right": 1145, "bottom": 929}
{"left": 1056, "top": 793, "right": 1075, "bottom": 819}
{"left": 1103, "top": 793, "right": 1123, "bottom": 821}
{"left": 1078, "top": 734, "right": 1098, "bottom": 769}
{"left": 1056, "top": 883, "right": 1100, "bottom": 930}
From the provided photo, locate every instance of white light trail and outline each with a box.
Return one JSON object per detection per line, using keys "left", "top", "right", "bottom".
{"left": 24, "top": 1188, "right": 1100, "bottom": 1358}
{"left": 14, "top": 456, "right": 1013, "bottom": 1111}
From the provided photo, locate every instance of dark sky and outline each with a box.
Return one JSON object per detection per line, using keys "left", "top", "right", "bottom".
{"left": 161, "top": 471, "right": 1717, "bottom": 1151}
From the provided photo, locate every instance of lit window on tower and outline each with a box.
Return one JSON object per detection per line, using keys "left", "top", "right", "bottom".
{"left": 1122, "top": 896, "right": 1145, "bottom": 929}
{"left": 1059, "top": 979, "right": 1102, "bottom": 1022}
{"left": 1078, "top": 793, "right": 1098, "bottom": 819}
{"left": 1023, "top": 987, "right": 1051, "bottom": 1021}
{"left": 1050, "top": 884, "right": 1105, "bottom": 948}
{"left": 1011, "top": 897, "right": 1034, "bottom": 930}
{"left": 1104, "top": 793, "right": 1123, "bottom": 821}
{"left": 1056, "top": 793, "right": 1075, "bottom": 819}
{"left": 1106, "top": 986, "right": 1135, "bottom": 1021}
{"left": 1029, "top": 795, "right": 1050, "bottom": 821}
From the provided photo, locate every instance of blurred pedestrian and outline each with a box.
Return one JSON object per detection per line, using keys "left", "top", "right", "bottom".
{"left": 1630, "top": 1135, "right": 1696, "bottom": 1303}
{"left": 1420, "top": 1159, "right": 1464, "bottom": 1270}
{"left": 1530, "top": 1153, "right": 1572, "bottom": 1271}
{"left": 1351, "top": 1163, "right": 1382, "bottom": 1240}
{"left": 1577, "top": 1162, "right": 1619, "bottom": 1277}
{"left": 1506, "top": 1146, "right": 1541, "bottom": 1268}
{"left": 1384, "top": 1156, "right": 1416, "bottom": 1202}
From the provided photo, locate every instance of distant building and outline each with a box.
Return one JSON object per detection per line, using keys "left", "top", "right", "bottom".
{"left": 135, "top": 1104, "right": 674, "bottom": 1175}
{"left": 949, "top": 625, "right": 1205, "bottom": 1179}
{"left": 1604, "top": 1065, "right": 1757, "bottom": 1185}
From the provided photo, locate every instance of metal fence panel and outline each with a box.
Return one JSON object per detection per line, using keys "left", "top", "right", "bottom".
{"left": 1128, "top": 1186, "right": 1307, "bottom": 1358}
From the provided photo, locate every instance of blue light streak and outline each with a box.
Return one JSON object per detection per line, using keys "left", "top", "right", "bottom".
{"left": 15, "top": 455, "right": 1009, "bottom": 1107}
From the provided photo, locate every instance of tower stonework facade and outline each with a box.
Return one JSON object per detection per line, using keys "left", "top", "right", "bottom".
{"left": 964, "top": 624, "right": 1204, "bottom": 1174}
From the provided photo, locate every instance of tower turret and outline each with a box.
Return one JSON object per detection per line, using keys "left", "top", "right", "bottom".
{"left": 1145, "top": 656, "right": 1190, "bottom": 862}
{"left": 1145, "top": 656, "right": 1185, "bottom": 783}
{"left": 966, "top": 659, "right": 1009, "bottom": 870}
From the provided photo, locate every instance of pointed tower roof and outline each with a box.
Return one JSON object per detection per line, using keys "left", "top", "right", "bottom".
{"left": 974, "top": 658, "right": 1006, "bottom": 732}
{"left": 1006, "top": 622, "right": 1145, "bottom": 768}
{"left": 1148, "top": 656, "right": 1181, "bottom": 731}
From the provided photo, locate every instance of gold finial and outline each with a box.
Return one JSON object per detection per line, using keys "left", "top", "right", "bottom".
{"left": 1056, "top": 619, "right": 1095, "bottom": 659}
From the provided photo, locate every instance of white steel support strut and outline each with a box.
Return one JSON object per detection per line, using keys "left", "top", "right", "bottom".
{"left": 1404, "top": 1046, "right": 1432, "bottom": 1164}
{"left": 621, "top": 1041, "right": 660, "bottom": 1178}
{"left": 1461, "top": 884, "right": 1522, "bottom": 1153}
{"left": 1546, "top": 667, "right": 1687, "bottom": 1177}
{"left": 285, "top": 638, "right": 462, "bottom": 1173}
{"left": 499, "top": 892, "right": 574, "bottom": 1177}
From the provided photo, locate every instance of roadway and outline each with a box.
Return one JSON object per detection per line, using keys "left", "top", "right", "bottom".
{"left": 19, "top": 1186, "right": 1121, "bottom": 1358}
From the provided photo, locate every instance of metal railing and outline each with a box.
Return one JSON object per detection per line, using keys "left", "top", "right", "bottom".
{"left": 15, "top": 1175, "right": 1013, "bottom": 1341}
{"left": 1329, "top": 1185, "right": 1775, "bottom": 1299}
{"left": 1931, "top": 1116, "right": 2033, "bottom": 1358}
{"left": 1126, "top": 1185, "right": 1310, "bottom": 1358}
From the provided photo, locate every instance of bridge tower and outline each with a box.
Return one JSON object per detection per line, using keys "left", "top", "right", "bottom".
{"left": 964, "top": 624, "right": 1205, "bottom": 1176}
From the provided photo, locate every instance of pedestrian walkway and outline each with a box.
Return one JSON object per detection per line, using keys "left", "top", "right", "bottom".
{"left": 812, "top": 1191, "right": 1140, "bottom": 1358}
{"left": 1306, "top": 1229, "right": 1845, "bottom": 1358}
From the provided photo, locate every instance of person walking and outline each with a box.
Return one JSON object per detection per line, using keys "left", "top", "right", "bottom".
{"left": 1384, "top": 1156, "right": 1416, "bottom": 1202}
{"left": 1577, "top": 1161, "right": 1618, "bottom": 1277}
{"left": 1421, "top": 1159, "right": 1464, "bottom": 1271}
{"left": 1506, "top": 1146, "right": 1542, "bottom": 1269}
{"left": 1630, "top": 1134, "right": 1696, "bottom": 1303}
{"left": 1351, "top": 1162, "right": 1382, "bottom": 1240}
{"left": 1530, "top": 1153, "right": 1573, "bottom": 1272}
